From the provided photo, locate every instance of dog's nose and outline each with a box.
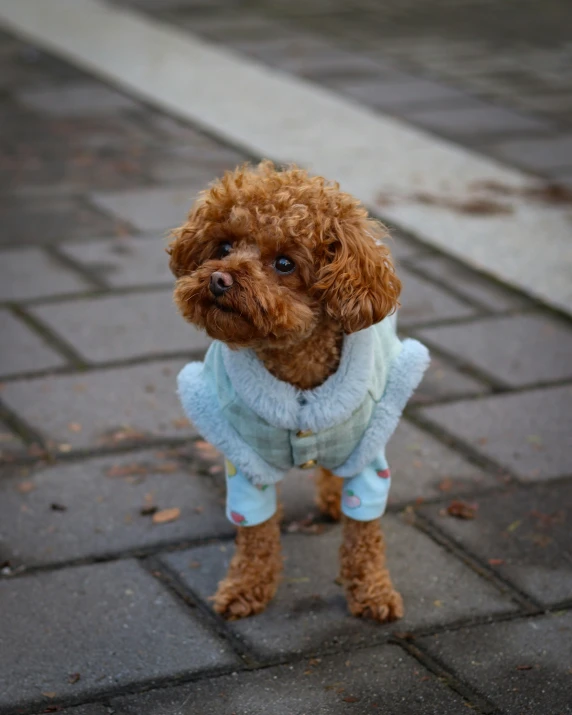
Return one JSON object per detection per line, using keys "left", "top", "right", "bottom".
{"left": 209, "top": 271, "right": 233, "bottom": 297}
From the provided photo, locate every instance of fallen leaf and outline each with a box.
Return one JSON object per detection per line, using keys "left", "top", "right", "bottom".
{"left": 194, "top": 506, "right": 204, "bottom": 514}
{"left": 67, "top": 422, "right": 82, "bottom": 433}
{"left": 507, "top": 519, "right": 522, "bottom": 532}
{"left": 152, "top": 507, "right": 181, "bottom": 524}
{"left": 68, "top": 673, "right": 81, "bottom": 684}
{"left": 438, "top": 478, "right": 453, "bottom": 492}
{"left": 516, "top": 665, "right": 533, "bottom": 671}
{"left": 17, "top": 481, "right": 36, "bottom": 494}
{"left": 50, "top": 503, "right": 67, "bottom": 512}
{"left": 171, "top": 417, "right": 190, "bottom": 429}
{"left": 447, "top": 500, "right": 477, "bottom": 520}
{"left": 189, "top": 560, "right": 201, "bottom": 569}
{"left": 433, "top": 600, "right": 443, "bottom": 608}
{"left": 58, "top": 443, "right": 72, "bottom": 453}
{"left": 140, "top": 505, "right": 158, "bottom": 516}
{"left": 488, "top": 558, "right": 505, "bottom": 566}
{"left": 343, "top": 696, "right": 359, "bottom": 703}
{"left": 42, "top": 692, "right": 57, "bottom": 698}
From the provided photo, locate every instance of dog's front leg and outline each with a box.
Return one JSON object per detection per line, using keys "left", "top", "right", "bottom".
{"left": 339, "top": 516, "right": 403, "bottom": 623}
{"left": 212, "top": 511, "right": 283, "bottom": 620}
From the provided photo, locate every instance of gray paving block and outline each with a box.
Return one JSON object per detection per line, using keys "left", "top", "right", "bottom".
{"left": 411, "top": 354, "right": 490, "bottom": 405}
{"left": 0, "top": 560, "right": 239, "bottom": 711}
{"left": 416, "top": 314, "right": 572, "bottom": 388}
{"left": 420, "top": 385, "right": 572, "bottom": 481}
{"left": 386, "top": 420, "right": 494, "bottom": 505}
{"left": 421, "top": 482, "right": 572, "bottom": 607}
{"left": 406, "top": 103, "right": 549, "bottom": 136}
{"left": 491, "top": 135, "right": 572, "bottom": 171}
{"left": 0, "top": 247, "right": 89, "bottom": 301}
{"left": 419, "top": 612, "right": 572, "bottom": 715}
{"left": 0, "top": 359, "right": 194, "bottom": 451}
{"left": 160, "top": 515, "right": 514, "bottom": 659}
{"left": 30, "top": 290, "right": 210, "bottom": 363}
{"left": 0, "top": 448, "right": 232, "bottom": 568}
{"left": 60, "top": 235, "right": 174, "bottom": 287}
{"left": 341, "top": 76, "right": 473, "bottom": 110}
{"left": 110, "top": 643, "right": 469, "bottom": 714}
{"left": 0, "top": 196, "right": 126, "bottom": 245}
{"left": 0, "top": 309, "right": 66, "bottom": 377}
{"left": 54, "top": 707, "right": 111, "bottom": 715}
{"left": 91, "top": 184, "right": 206, "bottom": 232}
{"left": 0, "top": 422, "right": 25, "bottom": 461}
{"left": 407, "top": 254, "right": 531, "bottom": 312}
{"left": 18, "top": 82, "right": 138, "bottom": 116}
{"left": 398, "top": 268, "right": 476, "bottom": 326}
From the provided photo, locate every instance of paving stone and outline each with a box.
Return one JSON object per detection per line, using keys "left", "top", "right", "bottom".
{"left": 150, "top": 146, "right": 245, "bottom": 183}
{"left": 51, "top": 706, "right": 111, "bottom": 715}
{"left": 548, "top": 166, "right": 572, "bottom": 187}
{"left": 0, "top": 359, "right": 193, "bottom": 451}
{"left": 0, "top": 448, "right": 233, "bottom": 568}
{"left": 340, "top": 75, "right": 473, "bottom": 110}
{"left": 57, "top": 707, "right": 112, "bottom": 715}
{"left": 0, "top": 35, "right": 88, "bottom": 91}
{"left": 419, "top": 612, "right": 572, "bottom": 715}
{"left": 91, "top": 184, "right": 206, "bottom": 232}
{"left": 161, "top": 515, "right": 514, "bottom": 659}
{"left": 406, "top": 103, "right": 550, "bottom": 137}
{"left": 60, "top": 235, "right": 174, "bottom": 287}
{"left": 0, "top": 247, "right": 89, "bottom": 301}
{"left": 386, "top": 420, "right": 494, "bottom": 505}
{"left": 420, "top": 385, "right": 572, "bottom": 481}
{"left": 0, "top": 196, "right": 128, "bottom": 245}
{"left": 491, "top": 135, "right": 572, "bottom": 171}
{"left": 17, "top": 82, "right": 139, "bottom": 116}
{"left": 421, "top": 482, "right": 572, "bottom": 607}
{"left": 416, "top": 314, "right": 572, "bottom": 388}
{"left": 411, "top": 354, "right": 491, "bottom": 405}
{"left": 406, "top": 254, "right": 531, "bottom": 312}
{"left": 0, "top": 309, "right": 66, "bottom": 377}
{"left": 110, "top": 643, "right": 469, "bottom": 714}
{"left": 0, "top": 422, "right": 25, "bottom": 462}
{"left": 0, "top": 560, "right": 239, "bottom": 711}
{"left": 398, "top": 268, "right": 476, "bottom": 326}
{"left": 30, "top": 290, "right": 210, "bottom": 363}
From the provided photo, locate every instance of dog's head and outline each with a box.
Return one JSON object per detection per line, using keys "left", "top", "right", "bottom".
{"left": 168, "top": 162, "right": 400, "bottom": 349}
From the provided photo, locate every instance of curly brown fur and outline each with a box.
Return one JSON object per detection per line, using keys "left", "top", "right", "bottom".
{"left": 339, "top": 516, "right": 404, "bottom": 622}
{"left": 170, "top": 161, "right": 402, "bottom": 620}
{"left": 315, "top": 467, "right": 343, "bottom": 521}
{"left": 212, "top": 512, "right": 283, "bottom": 620}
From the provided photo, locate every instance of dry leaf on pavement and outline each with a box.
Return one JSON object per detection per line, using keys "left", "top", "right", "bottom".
{"left": 152, "top": 507, "right": 181, "bottom": 524}
{"left": 446, "top": 500, "right": 477, "bottom": 519}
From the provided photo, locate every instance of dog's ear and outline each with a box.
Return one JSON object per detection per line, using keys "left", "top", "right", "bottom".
{"left": 166, "top": 218, "right": 201, "bottom": 279}
{"left": 314, "top": 217, "right": 401, "bottom": 334}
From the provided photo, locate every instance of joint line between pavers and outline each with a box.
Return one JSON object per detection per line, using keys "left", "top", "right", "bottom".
{"left": 404, "top": 411, "right": 522, "bottom": 482}
{"left": 141, "top": 555, "right": 260, "bottom": 667}
{"left": 10, "top": 304, "right": 88, "bottom": 370}
{"left": 0, "top": 398, "right": 47, "bottom": 449}
{"left": 412, "top": 512, "right": 542, "bottom": 613}
{"left": 47, "top": 244, "right": 109, "bottom": 291}
{"left": 394, "top": 637, "right": 501, "bottom": 715}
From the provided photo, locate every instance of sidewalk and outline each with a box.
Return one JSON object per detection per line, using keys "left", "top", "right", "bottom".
{"left": 0, "top": 2, "right": 571, "bottom": 714}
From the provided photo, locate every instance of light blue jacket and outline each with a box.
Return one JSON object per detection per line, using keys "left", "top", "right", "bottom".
{"left": 177, "top": 315, "right": 429, "bottom": 485}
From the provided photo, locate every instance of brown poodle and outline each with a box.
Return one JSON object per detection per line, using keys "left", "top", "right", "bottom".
{"left": 169, "top": 161, "right": 427, "bottom": 622}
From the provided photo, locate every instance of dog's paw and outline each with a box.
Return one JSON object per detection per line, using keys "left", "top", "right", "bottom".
{"left": 346, "top": 585, "right": 404, "bottom": 623}
{"left": 211, "top": 578, "right": 277, "bottom": 620}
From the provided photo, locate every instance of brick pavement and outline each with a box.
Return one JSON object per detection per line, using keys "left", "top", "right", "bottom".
{"left": 134, "top": 0, "right": 572, "bottom": 183}
{"left": 0, "top": 16, "right": 571, "bottom": 715}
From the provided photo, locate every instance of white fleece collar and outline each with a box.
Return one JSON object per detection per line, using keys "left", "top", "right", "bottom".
{"left": 221, "top": 327, "right": 374, "bottom": 433}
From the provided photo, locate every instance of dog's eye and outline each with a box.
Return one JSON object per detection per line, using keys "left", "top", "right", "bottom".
{"left": 274, "top": 256, "right": 295, "bottom": 275}
{"left": 217, "top": 242, "right": 232, "bottom": 259}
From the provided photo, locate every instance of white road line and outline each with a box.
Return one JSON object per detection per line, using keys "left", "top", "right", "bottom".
{"left": 1, "top": 0, "right": 571, "bottom": 313}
